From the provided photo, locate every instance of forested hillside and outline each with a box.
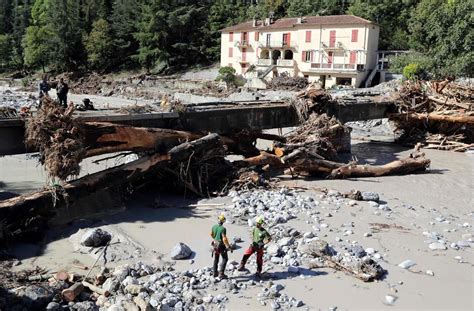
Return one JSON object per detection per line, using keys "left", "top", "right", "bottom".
{"left": 0, "top": 0, "right": 472, "bottom": 77}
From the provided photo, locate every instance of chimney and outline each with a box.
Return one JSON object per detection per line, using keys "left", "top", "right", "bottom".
{"left": 297, "top": 17, "right": 302, "bottom": 24}
{"left": 253, "top": 19, "right": 257, "bottom": 27}
{"left": 265, "top": 17, "right": 271, "bottom": 26}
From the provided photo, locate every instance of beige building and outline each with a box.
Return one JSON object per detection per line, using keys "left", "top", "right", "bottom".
{"left": 220, "top": 15, "right": 380, "bottom": 88}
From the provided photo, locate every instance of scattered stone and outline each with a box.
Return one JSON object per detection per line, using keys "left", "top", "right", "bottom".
{"left": 267, "top": 243, "right": 281, "bottom": 256}
{"left": 364, "top": 232, "right": 372, "bottom": 237}
{"left": 125, "top": 284, "right": 144, "bottom": 295}
{"left": 429, "top": 242, "right": 447, "bottom": 250}
{"left": 46, "top": 302, "right": 61, "bottom": 310}
{"left": 457, "top": 240, "right": 470, "bottom": 248}
{"left": 385, "top": 295, "right": 397, "bottom": 305}
{"left": 80, "top": 228, "right": 112, "bottom": 247}
{"left": 426, "top": 270, "right": 435, "bottom": 276}
{"left": 348, "top": 245, "right": 366, "bottom": 258}
{"left": 398, "top": 260, "right": 416, "bottom": 269}
{"left": 361, "top": 192, "right": 379, "bottom": 202}
{"left": 170, "top": 242, "right": 193, "bottom": 259}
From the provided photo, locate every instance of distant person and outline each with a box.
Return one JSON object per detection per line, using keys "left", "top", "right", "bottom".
{"left": 210, "top": 214, "right": 233, "bottom": 279}
{"left": 238, "top": 216, "right": 271, "bottom": 278}
{"left": 56, "top": 78, "right": 69, "bottom": 108}
{"left": 38, "top": 76, "right": 50, "bottom": 98}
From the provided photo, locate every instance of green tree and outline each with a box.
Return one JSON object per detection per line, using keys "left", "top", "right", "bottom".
{"left": 408, "top": 0, "right": 473, "bottom": 77}
{"left": 0, "top": 33, "right": 10, "bottom": 70}
{"left": 110, "top": 0, "right": 140, "bottom": 69}
{"left": 23, "top": 24, "right": 52, "bottom": 71}
{"left": 216, "top": 66, "right": 237, "bottom": 87}
{"left": 347, "top": 0, "right": 419, "bottom": 50}
{"left": 10, "top": 0, "right": 33, "bottom": 69}
{"left": 84, "top": 18, "right": 114, "bottom": 71}
{"left": 287, "top": 0, "right": 346, "bottom": 17}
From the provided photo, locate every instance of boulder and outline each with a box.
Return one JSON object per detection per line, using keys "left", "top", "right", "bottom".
{"left": 170, "top": 242, "right": 193, "bottom": 260}
{"left": 80, "top": 228, "right": 112, "bottom": 247}
{"left": 361, "top": 192, "right": 379, "bottom": 202}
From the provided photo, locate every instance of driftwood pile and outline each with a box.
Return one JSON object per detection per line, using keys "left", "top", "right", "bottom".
{"left": 390, "top": 79, "right": 473, "bottom": 152}
{"left": 266, "top": 72, "right": 308, "bottom": 91}
{"left": 0, "top": 87, "right": 432, "bottom": 243}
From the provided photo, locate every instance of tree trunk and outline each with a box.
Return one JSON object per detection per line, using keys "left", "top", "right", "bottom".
{"left": 0, "top": 134, "right": 222, "bottom": 244}
{"left": 389, "top": 113, "right": 474, "bottom": 124}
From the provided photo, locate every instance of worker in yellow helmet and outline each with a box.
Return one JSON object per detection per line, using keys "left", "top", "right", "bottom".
{"left": 238, "top": 216, "right": 271, "bottom": 278}
{"left": 210, "top": 214, "right": 233, "bottom": 279}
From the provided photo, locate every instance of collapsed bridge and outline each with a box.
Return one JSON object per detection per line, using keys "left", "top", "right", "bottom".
{"left": 0, "top": 98, "right": 394, "bottom": 156}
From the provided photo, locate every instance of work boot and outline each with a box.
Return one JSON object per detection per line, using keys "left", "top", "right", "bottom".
{"left": 254, "top": 271, "right": 262, "bottom": 279}
{"left": 213, "top": 271, "right": 219, "bottom": 278}
{"left": 218, "top": 271, "right": 228, "bottom": 279}
{"left": 237, "top": 264, "right": 246, "bottom": 271}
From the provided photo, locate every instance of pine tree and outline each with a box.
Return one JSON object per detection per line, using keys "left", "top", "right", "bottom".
{"left": 10, "top": 0, "right": 32, "bottom": 69}
{"left": 84, "top": 18, "right": 113, "bottom": 71}
{"left": 110, "top": 0, "right": 140, "bottom": 69}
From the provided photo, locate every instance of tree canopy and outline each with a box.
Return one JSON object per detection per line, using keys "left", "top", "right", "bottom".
{"left": 0, "top": 0, "right": 470, "bottom": 77}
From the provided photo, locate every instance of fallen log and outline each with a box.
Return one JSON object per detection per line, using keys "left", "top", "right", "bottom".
{"left": 82, "top": 281, "right": 110, "bottom": 297}
{"left": 389, "top": 113, "right": 474, "bottom": 124}
{"left": 0, "top": 134, "right": 223, "bottom": 244}
{"left": 62, "top": 282, "right": 84, "bottom": 302}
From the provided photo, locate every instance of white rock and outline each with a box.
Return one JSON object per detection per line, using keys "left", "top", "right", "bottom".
{"left": 320, "top": 223, "right": 329, "bottom": 228}
{"left": 385, "top": 295, "right": 397, "bottom": 305}
{"left": 364, "top": 232, "right": 372, "bottom": 237}
{"left": 267, "top": 243, "right": 281, "bottom": 256}
{"left": 348, "top": 200, "right": 357, "bottom": 206}
{"left": 426, "top": 270, "right": 435, "bottom": 276}
{"left": 278, "top": 237, "right": 294, "bottom": 247}
{"left": 170, "top": 242, "right": 192, "bottom": 260}
{"left": 429, "top": 242, "right": 447, "bottom": 250}
{"left": 335, "top": 237, "right": 342, "bottom": 242}
{"left": 457, "top": 240, "right": 470, "bottom": 248}
{"left": 398, "top": 260, "right": 416, "bottom": 269}
{"left": 374, "top": 253, "right": 382, "bottom": 260}
{"left": 203, "top": 296, "right": 213, "bottom": 303}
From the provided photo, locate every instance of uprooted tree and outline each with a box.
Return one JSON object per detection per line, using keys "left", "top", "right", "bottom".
{"left": 0, "top": 89, "right": 432, "bottom": 244}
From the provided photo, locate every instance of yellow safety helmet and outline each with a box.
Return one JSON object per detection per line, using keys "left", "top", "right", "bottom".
{"left": 218, "top": 214, "right": 226, "bottom": 223}
{"left": 256, "top": 216, "right": 265, "bottom": 225}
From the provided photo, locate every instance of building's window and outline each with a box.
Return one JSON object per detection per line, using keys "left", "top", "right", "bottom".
{"left": 328, "top": 52, "right": 333, "bottom": 63}
{"left": 283, "top": 33, "right": 291, "bottom": 46}
{"left": 329, "top": 30, "right": 336, "bottom": 48}
{"left": 266, "top": 34, "right": 271, "bottom": 46}
{"left": 241, "top": 32, "right": 248, "bottom": 44}
{"left": 349, "top": 51, "right": 356, "bottom": 64}
{"left": 229, "top": 32, "right": 233, "bottom": 42}
{"left": 301, "top": 51, "right": 311, "bottom": 62}
{"left": 228, "top": 48, "right": 233, "bottom": 57}
{"left": 305, "top": 31, "right": 311, "bottom": 43}
{"left": 336, "top": 77, "right": 352, "bottom": 85}
{"left": 351, "top": 29, "right": 358, "bottom": 42}
{"left": 255, "top": 32, "right": 259, "bottom": 41}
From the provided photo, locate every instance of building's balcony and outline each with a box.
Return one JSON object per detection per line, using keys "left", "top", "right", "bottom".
{"left": 258, "top": 41, "right": 298, "bottom": 49}
{"left": 310, "top": 63, "right": 365, "bottom": 71}
{"left": 236, "top": 57, "right": 250, "bottom": 64}
{"left": 277, "top": 59, "right": 295, "bottom": 67}
{"left": 235, "top": 40, "right": 251, "bottom": 48}
{"left": 321, "top": 41, "right": 345, "bottom": 50}
{"left": 257, "top": 59, "right": 272, "bottom": 66}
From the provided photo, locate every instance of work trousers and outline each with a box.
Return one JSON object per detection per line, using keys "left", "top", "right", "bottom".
{"left": 241, "top": 244, "right": 264, "bottom": 273}
{"left": 213, "top": 244, "right": 228, "bottom": 275}
{"left": 58, "top": 95, "right": 67, "bottom": 108}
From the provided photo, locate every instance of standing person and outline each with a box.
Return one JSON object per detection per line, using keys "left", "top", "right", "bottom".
{"left": 56, "top": 78, "right": 69, "bottom": 108}
{"left": 238, "top": 216, "right": 271, "bottom": 278}
{"left": 210, "top": 214, "right": 232, "bottom": 279}
{"left": 38, "top": 76, "right": 50, "bottom": 98}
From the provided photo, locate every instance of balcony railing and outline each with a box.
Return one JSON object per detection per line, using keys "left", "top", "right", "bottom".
{"left": 310, "top": 63, "right": 364, "bottom": 71}
{"left": 277, "top": 59, "right": 295, "bottom": 67}
{"left": 236, "top": 57, "right": 249, "bottom": 64}
{"left": 257, "top": 59, "right": 272, "bottom": 66}
{"left": 258, "top": 41, "right": 298, "bottom": 49}
{"left": 321, "top": 41, "right": 345, "bottom": 50}
{"left": 235, "top": 40, "right": 251, "bottom": 48}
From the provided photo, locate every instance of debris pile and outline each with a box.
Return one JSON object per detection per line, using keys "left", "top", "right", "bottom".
{"left": 390, "top": 79, "right": 474, "bottom": 152}
{"left": 25, "top": 97, "right": 85, "bottom": 180}
{"left": 266, "top": 72, "right": 308, "bottom": 91}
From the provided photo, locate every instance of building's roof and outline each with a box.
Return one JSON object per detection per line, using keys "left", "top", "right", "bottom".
{"left": 221, "top": 15, "right": 375, "bottom": 32}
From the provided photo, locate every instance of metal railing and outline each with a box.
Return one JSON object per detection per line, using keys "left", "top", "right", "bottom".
{"left": 235, "top": 40, "right": 251, "bottom": 48}
{"left": 258, "top": 41, "right": 298, "bottom": 49}
{"left": 277, "top": 59, "right": 295, "bottom": 67}
{"left": 257, "top": 59, "right": 272, "bottom": 66}
{"left": 310, "top": 63, "right": 362, "bottom": 71}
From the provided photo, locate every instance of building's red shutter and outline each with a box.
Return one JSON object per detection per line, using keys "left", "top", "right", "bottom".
{"left": 350, "top": 51, "right": 356, "bottom": 64}
{"left": 302, "top": 51, "right": 306, "bottom": 61}
{"left": 328, "top": 52, "right": 333, "bottom": 63}
{"left": 242, "top": 48, "right": 246, "bottom": 61}
{"left": 283, "top": 32, "right": 291, "bottom": 46}
{"left": 351, "top": 29, "right": 358, "bottom": 42}
{"left": 305, "top": 31, "right": 311, "bottom": 43}
{"left": 228, "top": 48, "right": 233, "bottom": 57}
{"left": 329, "top": 30, "right": 336, "bottom": 48}
{"left": 310, "top": 51, "right": 314, "bottom": 62}
{"left": 255, "top": 31, "right": 259, "bottom": 41}
{"left": 229, "top": 32, "right": 233, "bottom": 42}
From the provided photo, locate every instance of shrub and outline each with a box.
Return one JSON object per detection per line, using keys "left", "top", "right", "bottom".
{"left": 403, "top": 63, "right": 422, "bottom": 80}
{"left": 216, "top": 66, "right": 237, "bottom": 88}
